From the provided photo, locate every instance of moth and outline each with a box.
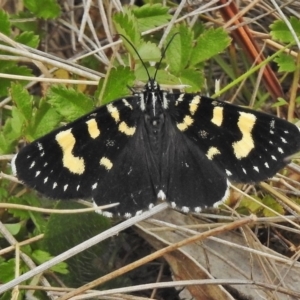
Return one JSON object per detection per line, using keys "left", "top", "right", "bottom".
{"left": 12, "top": 77, "right": 300, "bottom": 217}
{"left": 12, "top": 36, "right": 300, "bottom": 217}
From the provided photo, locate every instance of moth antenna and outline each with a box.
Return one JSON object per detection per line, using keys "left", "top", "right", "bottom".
{"left": 118, "top": 34, "right": 151, "bottom": 81}
{"left": 153, "top": 32, "right": 179, "bottom": 81}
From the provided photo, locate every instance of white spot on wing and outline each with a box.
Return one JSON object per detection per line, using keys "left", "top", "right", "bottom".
{"left": 29, "top": 161, "right": 35, "bottom": 169}
{"left": 122, "top": 98, "right": 133, "bottom": 109}
{"left": 278, "top": 147, "right": 284, "bottom": 153}
{"left": 148, "top": 203, "right": 154, "bottom": 209}
{"left": 253, "top": 166, "right": 259, "bottom": 172}
{"left": 271, "top": 155, "right": 277, "bottom": 161}
{"left": 35, "top": 171, "right": 40, "bottom": 177}
{"left": 181, "top": 206, "right": 190, "bottom": 213}
{"left": 171, "top": 202, "right": 176, "bottom": 208}
{"left": 225, "top": 169, "right": 232, "bottom": 176}
{"left": 77, "top": 185, "right": 80, "bottom": 191}
{"left": 157, "top": 190, "right": 166, "bottom": 200}
{"left": 281, "top": 137, "right": 287, "bottom": 143}
{"left": 194, "top": 207, "right": 201, "bottom": 213}
{"left": 124, "top": 212, "right": 132, "bottom": 218}
{"left": 44, "top": 177, "right": 48, "bottom": 183}
{"left": 37, "top": 143, "right": 43, "bottom": 151}
{"left": 213, "top": 179, "right": 230, "bottom": 207}
{"left": 64, "top": 184, "right": 68, "bottom": 191}
{"left": 53, "top": 182, "right": 57, "bottom": 189}
{"left": 243, "top": 168, "right": 247, "bottom": 174}
{"left": 92, "top": 182, "right": 98, "bottom": 190}
{"left": 264, "top": 162, "right": 269, "bottom": 168}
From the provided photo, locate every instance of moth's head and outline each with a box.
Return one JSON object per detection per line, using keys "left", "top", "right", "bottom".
{"left": 146, "top": 79, "right": 160, "bottom": 92}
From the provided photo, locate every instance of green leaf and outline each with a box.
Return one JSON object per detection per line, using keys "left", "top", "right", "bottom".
{"left": 0, "top": 64, "right": 32, "bottom": 97}
{"left": 0, "top": 117, "right": 20, "bottom": 154}
{"left": 10, "top": 107, "right": 24, "bottom": 137}
{"left": 0, "top": 10, "right": 11, "bottom": 35}
{"left": 132, "top": 4, "right": 170, "bottom": 32}
{"left": 47, "top": 86, "right": 94, "bottom": 121}
{"left": 166, "top": 25, "right": 194, "bottom": 74}
{"left": 2, "top": 223, "right": 22, "bottom": 237}
{"left": 31, "top": 250, "right": 68, "bottom": 274}
{"left": 11, "top": 83, "right": 33, "bottom": 121}
{"left": 24, "top": 0, "right": 61, "bottom": 19}
{"left": 262, "top": 195, "right": 285, "bottom": 217}
{"left": 274, "top": 53, "right": 296, "bottom": 72}
{"left": 137, "top": 41, "right": 161, "bottom": 62}
{"left": 179, "top": 69, "right": 204, "bottom": 93}
{"left": 15, "top": 31, "right": 40, "bottom": 48}
{"left": 189, "top": 28, "right": 231, "bottom": 66}
{"left": 97, "top": 66, "right": 135, "bottom": 105}
{"left": 270, "top": 16, "right": 300, "bottom": 43}
{"left": 43, "top": 201, "right": 112, "bottom": 286}
{"left": 27, "top": 99, "right": 61, "bottom": 140}
{"left": 113, "top": 9, "right": 141, "bottom": 52}
{"left": 0, "top": 259, "right": 15, "bottom": 283}
{"left": 11, "top": 11, "right": 39, "bottom": 33}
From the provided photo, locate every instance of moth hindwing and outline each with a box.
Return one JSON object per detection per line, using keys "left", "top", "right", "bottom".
{"left": 12, "top": 80, "right": 300, "bottom": 217}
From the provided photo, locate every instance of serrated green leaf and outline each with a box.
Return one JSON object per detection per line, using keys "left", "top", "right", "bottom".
{"left": 31, "top": 250, "right": 68, "bottom": 274}
{"left": 179, "top": 69, "right": 204, "bottom": 92}
{"left": 10, "top": 107, "right": 25, "bottom": 136}
{"left": 47, "top": 86, "right": 94, "bottom": 121}
{"left": 113, "top": 10, "right": 141, "bottom": 53}
{"left": 7, "top": 195, "right": 41, "bottom": 220}
{"left": 0, "top": 10, "right": 11, "bottom": 35}
{"left": 0, "top": 117, "right": 20, "bottom": 154}
{"left": 15, "top": 31, "right": 40, "bottom": 48}
{"left": 166, "top": 26, "right": 194, "bottom": 74}
{"left": 138, "top": 41, "right": 161, "bottom": 62}
{"left": 262, "top": 195, "right": 284, "bottom": 217}
{"left": 0, "top": 65, "right": 32, "bottom": 97}
{"left": 97, "top": 66, "right": 135, "bottom": 105}
{"left": 132, "top": 4, "right": 171, "bottom": 32}
{"left": 11, "top": 83, "right": 33, "bottom": 120}
{"left": 24, "top": 0, "right": 61, "bottom": 19}
{"left": 189, "top": 28, "right": 231, "bottom": 66}
{"left": 274, "top": 53, "right": 296, "bottom": 72}
{"left": 0, "top": 259, "right": 15, "bottom": 283}
{"left": 27, "top": 99, "right": 61, "bottom": 140}
{"left": 270, "top": 16, "right": 300, "bottom": 43}
{"left": 11, "top": 11, "right": 39, "bottom": 33}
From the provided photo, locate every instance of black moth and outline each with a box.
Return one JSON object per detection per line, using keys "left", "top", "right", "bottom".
{"left": 12, "top": 39, "right": 300, "bottom": 218}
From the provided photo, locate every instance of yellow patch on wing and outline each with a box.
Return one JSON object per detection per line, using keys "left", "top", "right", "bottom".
{"left": 100, "top": 157, "right": 113, "bottom": 170}
{"left": 189, "top": 96, "right": 201, "bottom": 115}
{"left": 86, "top": 119, "right": 100, "bottom": 139}
{"left": 232, "top": 112, "right": 256, "bottom": 159}
{"left": 211, "top": 106, "right": 223, "bottom": 126}
{"left": 206, "top": 146, "right": 221, "bottom": 160}
{"left": 119, "top": 121, "right": 136, "bottom": 136}
{"left": 177, "top": 116, "right": 194, "bottom": 131}
{"left": 107, "top": 103, "right": 120, "bottom": 123}
{"left": 56, "top": 129, "right": 85, "bottom": 174}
